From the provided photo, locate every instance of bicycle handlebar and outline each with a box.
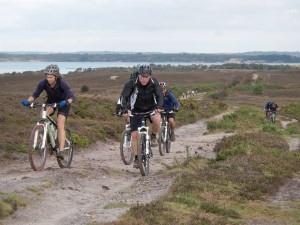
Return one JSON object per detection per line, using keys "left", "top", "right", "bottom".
{"left": 29, "top": 102, "right": 58, "bottom": 109}
{"left": 161, "top": 110, "right": 175, "bottom": 115}
{"left": 131, "top": 110, "right": 156, "bottom": 117}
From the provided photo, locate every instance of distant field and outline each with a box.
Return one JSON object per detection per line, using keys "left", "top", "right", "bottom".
{"left": 1, "top": 67, "right": 300, "bottom": 158}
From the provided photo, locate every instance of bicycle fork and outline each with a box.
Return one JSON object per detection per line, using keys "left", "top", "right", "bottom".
{"left": 32, "top": 122, "right": 48, "bottom": 150}
{"left": 138, "top": 125, "right": 150, "bottom": 155}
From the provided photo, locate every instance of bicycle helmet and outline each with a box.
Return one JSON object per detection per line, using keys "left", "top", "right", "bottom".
{"left": 44, "top": 64, "right": 60, "bottom": 76}
{"left": 138, "top": 64, "right": 152, "bottom": 76}
{"left": 159, "top": 81, "right": 167, "bottom": 88}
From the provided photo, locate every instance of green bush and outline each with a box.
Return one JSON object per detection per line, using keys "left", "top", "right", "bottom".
{"left": 282, "top": 103, "right": 300, "bottom": 121}
{"left": 80, "top": 85, "right": 89, "bottom": 93}
{"left": 71, "top": 133, "right": 89, "bottom": 148}
{"left": 252, "top": 83, "right": 264, "bottom": 95}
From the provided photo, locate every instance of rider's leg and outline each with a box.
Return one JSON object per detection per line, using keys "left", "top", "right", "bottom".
{"left": 168, "top": 117, "right": 176, "bottom": 141}
{"left": 131, "top": 131, "right": 138, "bottom": 156}
{"left": 46, "top": 107, "right": 54, "bottom": 116}
{"left": 57, "top": 114, "right": 66, "bottom": 151}
{"left": 168, "top": 117, "right": 176, "bottom": 130}
{"left": 150, "top": 113, "right": 161, "bottom": 145}
{"left": 130, "top": 115, "right": 141, "bottom": 168}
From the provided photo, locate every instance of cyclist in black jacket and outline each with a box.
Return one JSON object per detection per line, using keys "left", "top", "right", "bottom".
{"left": 117, "top": 65, "right": 163, "bottom": 168}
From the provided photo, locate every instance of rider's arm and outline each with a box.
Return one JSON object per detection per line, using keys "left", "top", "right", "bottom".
{"left": 31, "top": 80, "right": 46, "bottom": 101}
{"left": 153, "top": 78, "right": 164, "bottom": 109}
{"left": 169, "top": 90, "right": 180, "bottom": 110}
{"left": 120, "top": 80, "right": 134, "bottom": 110}
{"left": 60, "top": 79, "right": 75, "bottom": 104}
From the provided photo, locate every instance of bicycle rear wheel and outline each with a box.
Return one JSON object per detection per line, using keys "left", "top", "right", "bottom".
{"left": 57, "top": 129, "right": 74, "bottom": 168}
{"left": 120, "top": 130, "right": 134, "bottom": 165}
{"left": 137, "top": 133, "right": 149, "bottom": 176}
{"left": 29, "top": 124, "right": 47, "bottom": 171}
{"left": 158, "top": 126, "right": 166, "bottom": 156}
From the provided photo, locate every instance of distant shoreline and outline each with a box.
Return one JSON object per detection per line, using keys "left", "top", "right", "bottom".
{"left": 0, "top": 62, "right": 299, "bottom": 75}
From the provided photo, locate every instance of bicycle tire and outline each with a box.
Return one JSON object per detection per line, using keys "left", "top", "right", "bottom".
{"left": 166, "top": 125, "right": 172, "bottom": 153}
{"left": 271, "top": 113, "right": 276, "bottom": 123}
{"left": 137, "top": 133, "right": 149, "bottom": 176}
{"left": 158, "top": 126, "right": 166, "bottom": 156}
{"left": 120, "top": 130, "right": 134, "bottom": 165}
{"left": 57, "top": 129, "right": 74, "bottom": 168}
{"left": 29, "top": 124, "right": 47, "bottom": 171}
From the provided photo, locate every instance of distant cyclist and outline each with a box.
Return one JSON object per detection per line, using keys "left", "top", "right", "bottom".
{"left": 159, "top": 81, "right": 180, "bottom": 141}
{"left": 264, "top": 100, "right": 279, "bottom": 118}
{"left": 117, "top": 64, "right": 163, "bottom": 168}
{"left": 21, "top": 64, "right": 75, "bottom": 159}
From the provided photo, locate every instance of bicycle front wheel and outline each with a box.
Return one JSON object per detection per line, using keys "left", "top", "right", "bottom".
{"left": 137, "top": 133, "right": 149, "bottom": 176}
{"left": 29, "top": 124, "right": 47, "bottom": 171}
{"left": 57, "top": 129, "right": 74, "bottom": 168}
{"left": 158, "top": 126, "right": 166, "bottom": 156}
{"left": 166, "top": 125, "right": 172, "bottom": 153}
{"left": 120, "top": 130, "right": 134, "bottom": 165}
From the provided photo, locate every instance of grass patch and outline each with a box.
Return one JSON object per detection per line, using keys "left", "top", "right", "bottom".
{"left": 281, "top": 103, "right": 300, "bottom": 121}
{"left": 207, "top": 106, "right": 264, "bottom": 133}
{"left": 177, "top": 99, "right": 228, "bottom": 126}
{"left": 104, "top": 202, "right": 130, "bottom": 209}
{"left": 0, "top": 193, "right": 26, "bottom": 219}
{"left": 284, "top": 122, "right": 300, "bottom": 136}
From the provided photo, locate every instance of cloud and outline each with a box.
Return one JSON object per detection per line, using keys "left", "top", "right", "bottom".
{"left": 0, "top": 0, "right": 299, "bottom": 52}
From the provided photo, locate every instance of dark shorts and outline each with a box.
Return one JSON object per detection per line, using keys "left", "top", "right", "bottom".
{"left": 49, "top": 105, "right": 70, "bottom": 118}
{"left": 161, "top": 112, "right": 175, "bottom": 120}
{"left": 130, "top": 110, "right": 155, "bottom": 132}
{"left": 167, "top": 113, "right": 175, "bottom": 119}
{"left": 130, "top": 114, "right": 149, "bottom": 132}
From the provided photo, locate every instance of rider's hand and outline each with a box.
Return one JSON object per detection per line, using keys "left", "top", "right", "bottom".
{"left": 21, "top": 99, "right": 30, "bottom": 107}
{"left": 59, "top": 100, "right": 68, "bottom": 109}
{"left": 115, "top": 104, "right": 123, "bottom": 116}
{"left": 155, "top": 107, "right": 163, "bottom": 113}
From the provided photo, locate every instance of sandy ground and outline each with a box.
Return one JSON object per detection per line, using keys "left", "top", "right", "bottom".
{"left": 1, "top": 110, "right": 299, "bottom": 225}
{"left": 0, "top": 112, "right": 232, "bottom": 225}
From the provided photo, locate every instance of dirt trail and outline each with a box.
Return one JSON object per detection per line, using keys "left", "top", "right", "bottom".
{"left": 0, "top": 112, "right": 232, "bottom": 225}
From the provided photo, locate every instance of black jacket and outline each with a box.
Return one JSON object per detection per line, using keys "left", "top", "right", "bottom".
{"left": 119, "top": 77, "right": 163, "bottom": 113}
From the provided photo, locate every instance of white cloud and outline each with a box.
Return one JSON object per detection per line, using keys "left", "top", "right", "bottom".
{"left": 0, "top": 0, "right": 299, "bottom": 52}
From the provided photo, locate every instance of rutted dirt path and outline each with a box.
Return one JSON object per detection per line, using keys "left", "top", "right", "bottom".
{"left": 0, "top": 113, "right": 233, "bottom": 225}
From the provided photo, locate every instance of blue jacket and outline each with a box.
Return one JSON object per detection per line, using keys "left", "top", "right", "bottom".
{"left": 163, "top": 90, "right": 180, "bottom": 112}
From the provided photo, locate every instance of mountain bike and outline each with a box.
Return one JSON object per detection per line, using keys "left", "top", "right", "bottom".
{"left": 266, "top": 110, "right": 276, "bottom": 123}
{"left": 28, "top": 103, "right": 74, "bottom": 171}
{"left": 158, "top": 110, "right": 173, "bottom": 155}
{"left": 133, "top": 111, "right": 154, "bottom": 176}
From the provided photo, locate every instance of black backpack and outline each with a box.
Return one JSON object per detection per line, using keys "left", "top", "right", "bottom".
{"left": 129, "top": 71, "right": 139, "bottom": 81}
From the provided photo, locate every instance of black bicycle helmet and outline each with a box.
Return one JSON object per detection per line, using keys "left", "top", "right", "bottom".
{"left": 138, "top": 64, "right": 152, "bottom": 75}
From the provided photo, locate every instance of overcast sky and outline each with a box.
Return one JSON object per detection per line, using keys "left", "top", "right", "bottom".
{"left": 0, "top": 0, "right": 299, "bottom": 53}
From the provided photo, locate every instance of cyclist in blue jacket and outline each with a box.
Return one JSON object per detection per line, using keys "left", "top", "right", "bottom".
{"left": 159, "top": 81, "right": 180, "bottom": 141}
{"left": 21, "top": 64, "right": 75, "bottom": 159}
